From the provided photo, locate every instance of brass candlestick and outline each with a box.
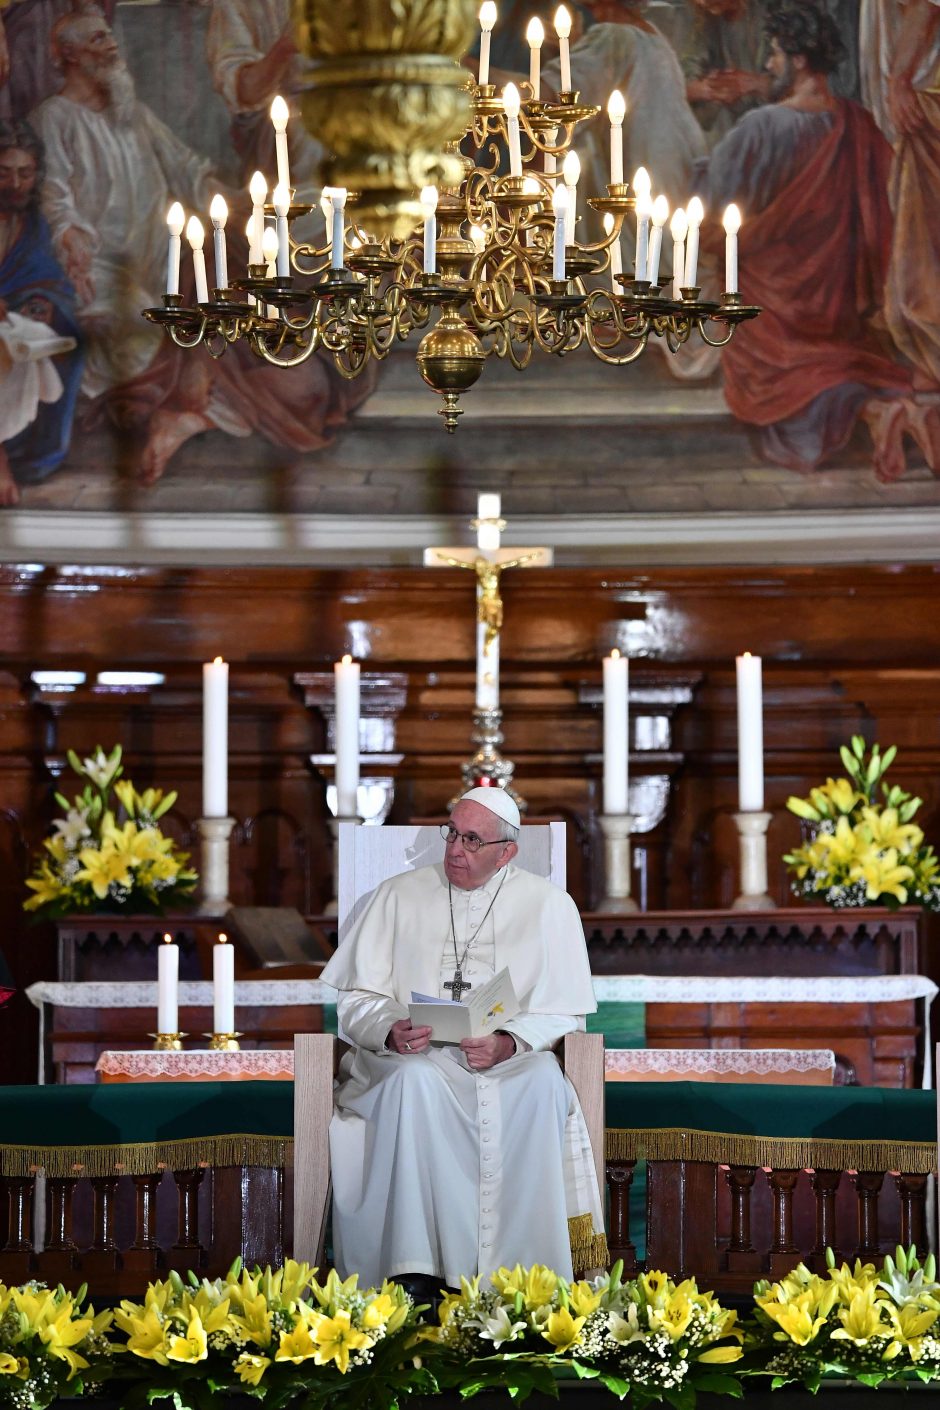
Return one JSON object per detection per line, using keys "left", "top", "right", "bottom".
{"left": 206, "top": 1032, "right": 242, "bottom": 1051}
{"left": 150, "top": 1032, "right": 185, "bottom": 1051}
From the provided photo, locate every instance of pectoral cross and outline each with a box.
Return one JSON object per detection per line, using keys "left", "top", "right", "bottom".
{"left": 444, "top": 968, "right": 472, "bottom": 1001}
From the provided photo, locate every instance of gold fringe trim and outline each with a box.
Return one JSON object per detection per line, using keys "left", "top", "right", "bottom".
{"left": 0, "top": 1135, "right": 293, "bottom": 1180}
{"left": 568, "top": 1214, "right": 609, "bottom": 1277}
{"left": 605, "top": 1127, "right": 937, "bottom": 1175}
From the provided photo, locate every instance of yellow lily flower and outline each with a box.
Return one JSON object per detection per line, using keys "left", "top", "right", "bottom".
{"left": 235, "top": 1352, "right": 271, "bottom": 1385}
{"left": 849, "top": 846, "right": 913, "bottom": 904}
{"left": 229, "top": 1290, "right": 273, "bottom": 1348}
{"left": 522, "top": 1265, "right": 560, "bottom": 1311}
{"left": 759, "top": 1292, "right": 829, "bottom": 1347}
{"left": 276, "top": 1321, "right": 319, "bottom": 1364}
{"left": 74, "top": 843, "right": 133, "bottom": 900}
{"left": 24, "top": 862, "right": 65, "bottom": 910}
{"left": 639, "top": 1270, "right": 670, "bottom": 1309}
{"left": 311, "top": 1310, "right": 371, "bottom": 1373}
{"left": 568, "top": 1281, "right": 603, "bottom": 1318}
{"left": 166, "top": 1310, "right": 208, "bottom": 1363}
{"left": 363, "top": 1293, "right": 397, "bottom": 1329}
{"left": 652, "top": 1290, "right": 694, "bottom": 1341}
{"left": 0, "top": 1353, "right": 27, "bottom": 1376}
{"left": 697, "top": 1345, "right": 744, "bottom": 1364}
{"left": 491, "top": 1266, "right": 525, "bottom": 1298}
{"left": 814, "top": 815, "right": 862, "bottom": 868}
{"left": 831, "top": 1287, "right": 887, "bottom": 1347}
{"left": 541, "top": 1307, "right": 585, "bottom": 1353}
{"left": 883, "top": 1302, "right": 939, "bottom": 1362}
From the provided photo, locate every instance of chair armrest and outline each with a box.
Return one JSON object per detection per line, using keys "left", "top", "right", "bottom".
{"left": 293, "top": 1033, "right": 336, "bottom": 1264}
{"left": 563, "top": 1030, "right": 605, "bottom": 1202}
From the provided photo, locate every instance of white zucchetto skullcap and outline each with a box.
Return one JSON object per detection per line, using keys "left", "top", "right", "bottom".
{"left": 457, "top": 786, "right": 521, "bottom": 830}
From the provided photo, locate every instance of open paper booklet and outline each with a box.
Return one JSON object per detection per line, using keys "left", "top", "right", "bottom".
{"left": 409, "top": 967, "right": 520, "bottom": 1043}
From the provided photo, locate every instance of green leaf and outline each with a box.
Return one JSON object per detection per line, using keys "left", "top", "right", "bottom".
{"left": 596, "top": 1373, "right": 632, "bottom": 1400}
{"left": 694, "top": 1372, "right": 744, "bottom": 1396}
{"left": 880, "top": 744, "right": 897, "bottom": 774}
{"left": 852, "top": 735, "right": 866, "bottom": 759}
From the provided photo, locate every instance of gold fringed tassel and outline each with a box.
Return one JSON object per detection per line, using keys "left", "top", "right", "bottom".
{"left": 568, "top": 1212, "right": 609, "bottom": 1277}
{"left": 604, "top": 1127, "right": 937, "bottom": 1176}
{"left": 0, "top": 1134, "right": 293, "bottom": 1180}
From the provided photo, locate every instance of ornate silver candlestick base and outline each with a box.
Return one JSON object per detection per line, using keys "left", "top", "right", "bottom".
{"left": 458, "top": 707, "right": 525, "bottom": 810}
{"left": 197, "top": 816, "right": 235, "bottom": 914}
{"left": 599, "top": 813, "right": 639, "bottom": 912}
{"left": 324, "top": 814, "right": 363, "bottom": 915}
{"left": 732, "top": 810, "right": 775, "bottom": 910}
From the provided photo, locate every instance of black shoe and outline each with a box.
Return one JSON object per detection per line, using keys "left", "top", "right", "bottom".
{"left": 396, "top": 1272, "right": 444, "bottom": 1312}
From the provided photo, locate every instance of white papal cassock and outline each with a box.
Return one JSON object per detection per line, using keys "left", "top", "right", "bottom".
{"left": 320, "top": 861, "right": 606, "bottom": 1289}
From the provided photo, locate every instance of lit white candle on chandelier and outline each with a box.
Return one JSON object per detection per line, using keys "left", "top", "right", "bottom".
{"left": 213, "top": 933, "right": 235, "bottom": 1035}
{"left": 320, "top": 189, "right": 333, "bottom": 260}
{"left": 633, "top": 168, "right": 652, "bottom": 281}
{"left": 165, "top": 201, "right": 184, "bottom": 297}
{"left": 421, "top": 185, "right": 438, "bottom": 275}
{"left": 334, "top": 654, "right": 361, "bottom": 818}
{"left": 202, "top": 656, "right": 228, "bottom": 818}
{"left": 330, "top": 187, "right": 347, "bottom": 270}
{"left": 555, "top": 5, "right": 572, "bottom": 92}
{"left": 503, "top": 83, "right": 523, "bottom": 178}
{"left": 607, "top": 90, "right": 625, "bottom": 186}
{"left": 261, "top": 226, "right": 279, "bottom": 316}
{"left": 477, "top": 492, "right": 501, "bottom": 553}
{"left": 186, "top": 215, "right": 209, "bottom": 303}
{"left": 723, "top": 203, "right": 741, "bottom": 294}
{"left": 273, "top": 183, "right": 290, "bottom": 278}
{"left": 562, "top": 148, "right": 580, "bottom": 245}
{"left": 552, "top": 181, "right": 568, "bottom": 281}
{"left": 648, "top": 194, "right": 669, "bottom": 285}
{"left": 736, "top": 652, "right": 764, "bottom": 812}
{"left": 270, "top": 94, "right": 291, "bottom": 194}
{"left": 157, "top": 932, "right": 178, "bottom": 1034}
{"left": 478, "top": 0, "right": 497, "bottom": 87}
{"left": 684, "top": 195, "right": 704, "bottom": 288}
{"left": 209, "top": 194, "right": 228, "bottom": 293}
{"left": 249, "top": 170, "right": 267, "bottom": 265}
{"left": 603, "top": 648, "right": 629, "bottom": 816}
{"left": 527, "top": 17, "right": 544, "bottom": 101}
{"left": 603, "top": 212, "right": 622, "bottom": 292}
{"left": 670, "top": 206, "right": 687, "bottom": 301}
{"left": 544, "top": 125, "right": 558, "bottom": 177}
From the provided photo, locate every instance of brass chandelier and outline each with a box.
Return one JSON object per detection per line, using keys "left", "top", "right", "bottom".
{"left": 145, "top": 6, "right": 759, "bottom": 432}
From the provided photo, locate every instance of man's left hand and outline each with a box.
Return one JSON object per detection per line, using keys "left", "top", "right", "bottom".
{"left": 460, "top": 1032, "right": 515, "bottom": 1071}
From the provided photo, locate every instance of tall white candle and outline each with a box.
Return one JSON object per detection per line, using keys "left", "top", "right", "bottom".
{"left": 607, "top": 91, "right": 625, "bottom": 186}
{"left": 723, "top": 203, "right": 741, "bottom": 293}
{"left": 320, "top": 189, "right": 333, "bottom": 261}
{"left": 736, "top": 651, "right": 764, "bottom": 812}
{"left": 421, "top": 186, "right": 438, "bottom": 275}
{"left": 202, "top": 656, "right": 228, "bottom": 818}
{"left": 648, "top": 194, "right": 669, "bottom": 285}
{"left": 527, "top": 17, "right": 543, "bottom": 101}
{"left": 213, "top": 932, "right": 235, "bottom": 1034}
{"left": 165, "top": 202, "right": 184, "bottom": 296}
{"left": 478, "top": 0, "right": 497, "bottom": 86}
{"left": 330, "top": 187, "right": 347, "bottom": 270}
{"left": 273, "top": 183, "right": 290, "bottom": 278}
{"left": 157, "top": 932, "right": 179, "bottom": 1034}
{"left": 603, "top": 212, "right": 622, "bottom": 291}
{"left": 476, "top": 610, "right": 499, "bottom": 710}
{"left": 634, "top": 192, "right": 652, "bottom": 282}
{"left": 603, "top": 648, "right": 629, "bottom": 815}
{"left": 477, "top": 492, "right": 501, "bottom": 552}
{"left": 270, "top": 95, "right": 291, "bottom": 193}
{"left": 684, "top": 195, "right": 704, "bottom": 288}
{"left": 334, "top": 654, "right": 361, "bottom": 817}
{"left": 552, "top": 182, "right": 568, "bottom": 281}
{"left": 554, "top": 5, "right": 571, "bottom": 91}
{"left": 503, "top": 83, "right": 523, "bottom": 178}
{"left": 562, "top": 149, "right": 580, "bottom": 245}
{"left": 670, "top": 206, "right": 687, "bottom": 300}
{"left": 544, "top": 125, "right": 558, "bottom": 177}
{"left": 209, "top": 194, "right": 228, "bottom": 292}
{"left": 249, "top": 170, "right": 267, "bottom": 266}
{"left": 186, "top": 215, "right": 209, "bottom": 304}
{"left": 261, "top": 226, "right": 278, "bottom": 317}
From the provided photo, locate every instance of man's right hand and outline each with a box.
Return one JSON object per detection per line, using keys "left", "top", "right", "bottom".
{"left": 386, "top": 1019, "right": 433, "bottom": 1055}
{"left": 60, "top": 227, "right": 95, "bottom": 304}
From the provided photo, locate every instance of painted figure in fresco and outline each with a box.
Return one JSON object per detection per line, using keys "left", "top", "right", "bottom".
{"left": 703, "top": 0, "right": 911, "bottom": 478}
{"left": 859, "top": 0, "right": 940, "bottom": 475}
{"left": 0, "top": 0, "right": 116, "bottom": 120}
{"left": 680, "top": 0, "right": 771, "bottom": 146}
{"left": 0, "top": 119, "right": 82, "bottom": 505}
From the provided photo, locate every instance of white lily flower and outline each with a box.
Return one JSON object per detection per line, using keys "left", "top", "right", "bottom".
{"left": 607, "top": 1306, "right": 644, "bottom": 1345}
{"left": 52, "top": 808, "right": 92, "bottom": 849}
{"left": 478, "top": 1305, "right": 526, "bottom": 1348}
{"left": 82, "top": 748, "right": 114, "bottom": 788}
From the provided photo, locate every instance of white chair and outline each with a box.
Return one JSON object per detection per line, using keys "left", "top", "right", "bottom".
{"left": 293, "top": 822, "right": 604, "bottom": 1266}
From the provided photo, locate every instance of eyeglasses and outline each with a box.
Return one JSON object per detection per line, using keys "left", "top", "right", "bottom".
{"left": 440, "top": 824, "right": 506, "bottom": 854}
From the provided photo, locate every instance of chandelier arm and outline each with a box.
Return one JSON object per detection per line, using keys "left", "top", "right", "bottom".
{"left": 290, "top": 244, "right": 330, "bottom": 278}
{"left": 166, "top": 318, "right": 209, "bottom": 350}
{"left": 585, "top": 317, "right": 650, "bottom": 365}
{"left": 696, "top": 317, "right": 737, "bottom": 348}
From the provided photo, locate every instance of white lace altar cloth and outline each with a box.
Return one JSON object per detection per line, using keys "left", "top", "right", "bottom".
{"left": 95, "top": 1049, "right": 294, "bottom": 1082}
{"left": 605, "top": 1047, "right": 836, "bottom": 1085}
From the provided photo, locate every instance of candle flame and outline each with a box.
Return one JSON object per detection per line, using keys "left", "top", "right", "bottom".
{"left": 185, "top": 215, "right": 205, "bottom": 249}
{"left": 479, "top": 0, "right": 497, "bottom": 30}
{"left": 723, "top": 203, "right": 742, "bottom": 236}
{"left": 502, "top": 82, "right": 521, "bottom": 119}
{"left": 270, "top": 94, "right": 289, "bottom": 131}
{"left": 632, "top": 166, "right": 651, "bottom": 201}
{"left": 651, "top": 194, "right": 670, "bottom": 227}
{"left": 562, "top": 149, "right": 580, "bottom": 185}
{"left": 341, "top": 653, "right": 352, "bottom": 664}
{"left": 209, "top": 193, "right": 228, "bottom": 228}
{"left": 249, "top": 170, "right": 267, "bottom": 206}
{"left": 166, "top": 201, "right": 185, "bottom": 236}
{"left": 213, "top": 656, "right": 223, "bottom": 664}
{"left": 163, "top": 933, "right": 173, "bottom": 944}
{"left": 607, "top": 89, "right": 626, "bottom": 124}
{"left": 218, "top": 932, "right": 228, "bottom": 944}
{"left": 610, "top": 648, "right": 620, "bottom": 659}
{"left": 686, "top": 195, "right": 705, "bottom": 227}
{"left": 554, "top": 4, "right": 571, "bottom": 38}
{"left": 526, "top": 16, "right": 544, "bottom": 46}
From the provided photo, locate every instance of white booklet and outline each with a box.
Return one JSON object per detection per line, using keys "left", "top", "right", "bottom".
{"left": 409, "top": 967, "right": 520, "bottom": 1044}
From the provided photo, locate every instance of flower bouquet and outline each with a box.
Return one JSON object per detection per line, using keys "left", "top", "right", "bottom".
{"left": 23, "top": 745, "right": 197, "bottom": 919}
{"left": 423, "top": 1261, "right": 743, "bottom": 1408}
{"left": 783, "top": 736, "right": 940, "bottom": 911}
{"left": 0, "top": 1279, "right": 113, "bottom": 1409}
{"left": 745, "top": 1246, "right": 940, "bottom": 1391}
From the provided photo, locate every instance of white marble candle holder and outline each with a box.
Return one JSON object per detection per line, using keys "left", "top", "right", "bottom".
{"left": 197, "top": 816, "right": 235, "bottom": 914}
{"left": 324, "top": 813, "right": 363, "bottom": 915}
{"left": 732, "top": 810, "right": 776, "bottom": 911}
{"left": 599, "top": 813, "right": 639, "bottom": 913}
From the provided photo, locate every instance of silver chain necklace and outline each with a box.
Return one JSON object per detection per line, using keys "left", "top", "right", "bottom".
{"left": 444, "top": 871, "right": 507, "bottom": 1001}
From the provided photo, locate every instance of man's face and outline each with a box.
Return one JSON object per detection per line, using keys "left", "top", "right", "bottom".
{"left": 765, "top": 37, "right": 796, "bottom": 99}
{"left": 0, "top": 148, "right": 37, "bottom": 214}
{"left": 66, "top": 17, "right": 121, "bottom": 81}
{"left": 442, "top": 799, "right": 516, "bottom": 892}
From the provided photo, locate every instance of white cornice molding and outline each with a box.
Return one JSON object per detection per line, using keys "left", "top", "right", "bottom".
{"left": 0, "top": 508, "right": 936, "bottom": 567}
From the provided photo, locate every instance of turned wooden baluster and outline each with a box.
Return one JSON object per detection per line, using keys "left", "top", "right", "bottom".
{"left": 606, "top": 1159, "right": 637, "bottom": 1273}
{"left": 130, "top": 1173, "right": 162, "bottom": 1249}
{"left": 810, "top": 1169, "right": 841, "bottom": 1264}
{"left": 726, "top": 1166, "right": 757, "bottom": 1252}
{"left": 895, "top": 1173, "right": 928, "bottom": 1251}
{"left": 90, "top": 1176, "right": 120, "bottom": 1252}
{"left": 173, "top": 1168, "right": 205, "bottom": 1251}
{"left": 45, "top": 1176, "right": 78, "bottom": 1250}
{"left": 5, "top": 1176, "right": 34, "bottom": 1250}
{"left": 767, "top": 1168, "right": 801, "bottom": 1278}
{"left": 852, "top": 1171, "right": 885, "bottom": 1260}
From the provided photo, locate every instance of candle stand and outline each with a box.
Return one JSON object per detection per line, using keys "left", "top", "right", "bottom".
{"left": 324, "top": 814, "right": 363, "bottom": 915}
{"left": 598, "top": 813, "right": 639, "bottom": 913}
{"left": 732, "top": 810, "right": 776, "bottom": 911}
{"left": 206, "top": 1032, "right": 241, "bottom": 1051}
{"left": 197, "top": 816, "right": 235, "bottom": 914}
{"left": 150, "top": 1032, "right": 185, "bottom": 1051}
{"left": 459, "top": 707, "right": 525, "bottom": 809}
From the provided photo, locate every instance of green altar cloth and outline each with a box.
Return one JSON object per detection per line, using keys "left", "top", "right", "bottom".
{"left": 0, "top": 1079, "right": 934, "bottom": 1179}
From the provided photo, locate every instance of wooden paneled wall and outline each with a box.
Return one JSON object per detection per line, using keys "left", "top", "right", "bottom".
{"left": 2, "top": 562, "right": 940, "bottom": 1082}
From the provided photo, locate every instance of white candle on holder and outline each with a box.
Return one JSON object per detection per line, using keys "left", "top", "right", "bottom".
{"left": 736, "top": 651, "right": 764, "bottom": 812}
{"left": 249, "top": 170, "right": 267, "bottom": 266}
{"left": 634, "top": 191, "right": 652, "bottom": 281}
{"left": 603, "top": 648, "right": 629, "bottom": 815}
{"left": 670, "top": 206, "right": 687, "bottom": 301}
{"left": 503, "top": 83, "right": 523, "bottom": 178}
{"left": 421, "top": 185, "right": 438, "bottom": 275}
{"left": 202, "top": 656, "right": 228, "bottom": 818}
{"left": 477, "top": 492, "right": 501, "bottom": 552}
{"left": 684, "top": 195, "right": 704, "bottom": 288}
{"left": 554, "top": 5, "right": 572, "bottom": 92}
{"left": 270, "top": 95, "right": 291, "bottom": 194}
{"left": 209, "top": 194, "right": 228, "bottom": 292}
{"left": 607, "top": 91, "right": 625, "bottom": 186}
{"left": 478, "top": 0, "right": 497, "bottom": 86}
{"left": 213, "top": 932, "right": 235, "bottom": 1034}
{"left": 330, "top": 187, "right": 347, "bottom": 270}
{"left": 527, "top": 17, "right": 544, "bottom": 100}
{"left": 157, "top": 932, "right": 179, "bottom": 1034}
{"left": 186, "top": 215, "right": 209, "bottom": 304}
{"left": 273, "top": 183, "right": 290, "bottom": 278}
{"left": 165, "top": 202, "right": 184, "bottom": 296}
{"left": 648, "top": 194, "right": 669, "bottom": 285}
{"left": 552, "top": 182, "right": 568, "bottom": 281}
{"left": 320, "top": 189, "right": 333, "bottom": 261}
{"left": 334, "top": 653, "right": 361, "bottom": 817}
{"left": 562, "top": 149, "right": 579, "bottom": 245}
{"left": 544, "top": 125, "right": 558, "bottom": 177}
{"left": 723, "top": 203, "right": 741, "bottom": 293}
{"left": 603, "top": 212, "right": 622, "bottom": 291}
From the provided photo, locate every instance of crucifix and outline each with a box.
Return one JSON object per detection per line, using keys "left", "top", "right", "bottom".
{"left": 424, "top": 494, "right": 552, "bottom": 802}
{"left": 443, "top": 970, "right": 472, "bottom": 1001}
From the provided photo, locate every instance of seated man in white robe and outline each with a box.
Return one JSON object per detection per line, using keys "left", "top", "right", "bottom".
{"left": 320, "top": 787, "right": 606, "bottom": 1302}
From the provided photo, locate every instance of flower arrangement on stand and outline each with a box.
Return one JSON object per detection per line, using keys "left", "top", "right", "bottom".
{"left": 23, "top": 745, "right": 197, "bottom": 918}
{"left": 783, "top": 736, "right": 940, "bottom": 911}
